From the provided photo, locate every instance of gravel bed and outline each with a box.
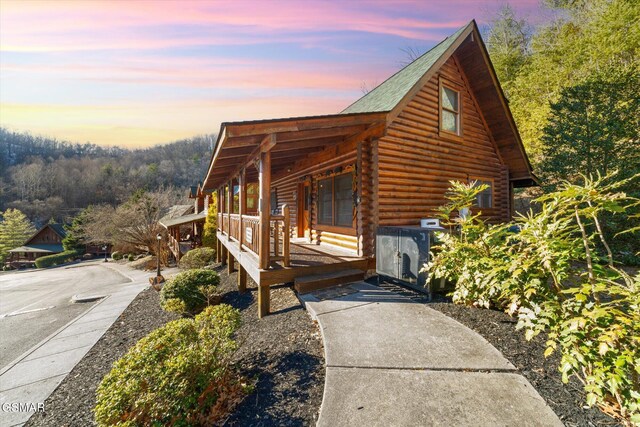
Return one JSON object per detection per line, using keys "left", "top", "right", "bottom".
{"left": 27, "top": 265, "right": 324, "bottom": 426}
{"left": 376, "top": 279, "right": 621, "bottom": 427}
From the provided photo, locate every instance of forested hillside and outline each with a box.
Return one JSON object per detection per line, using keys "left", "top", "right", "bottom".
{"left": 0, "top": 128, "right": 215, "bottom": 226}
{"left": 484, "top": 0, "right": 639, "bottom": 185}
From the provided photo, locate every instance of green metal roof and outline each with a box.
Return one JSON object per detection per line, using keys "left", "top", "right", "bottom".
{"left": 48, "top": 223, "right": 67, "bottom": 238}
{"left": 341, "top": 23, "right": 469, "bottom": 114}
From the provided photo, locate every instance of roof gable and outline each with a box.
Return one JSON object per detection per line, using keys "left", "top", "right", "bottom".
{"left": 25, "top": 223, "right": 66, "bottom": 244}
{"left": 341, "top": 23, "right": 469, "bottom": 114}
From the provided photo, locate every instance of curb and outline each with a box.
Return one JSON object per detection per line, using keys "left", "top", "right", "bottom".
{"left": 71, "top": 294, "right": 106, "bottom": 303}
{"left": 0, "top": 296, "right": 111, "bottom": 377}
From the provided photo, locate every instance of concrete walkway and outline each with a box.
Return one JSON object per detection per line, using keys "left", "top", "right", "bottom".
{"left": 299, "top": 282, "right": 563, "bottom": 427}
{"left": 0, "top": 263, "right": 176, "bottom": 427}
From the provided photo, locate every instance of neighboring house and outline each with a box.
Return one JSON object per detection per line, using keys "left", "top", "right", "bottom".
{"left": 159, "top": 184, "right": 211, "bottom": 261}
{"left": 202, "top": 21, "right": 537, "bottom": 317}
{"left": 7, "top": 223, "right": 66, "bottom": 268}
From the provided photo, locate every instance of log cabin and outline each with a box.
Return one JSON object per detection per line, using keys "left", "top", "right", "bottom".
{"left": 6, "top": 223, "right": 66, "bottom": 268}
{"left": 202, "top": 20, "right": 537, "bottom": 317}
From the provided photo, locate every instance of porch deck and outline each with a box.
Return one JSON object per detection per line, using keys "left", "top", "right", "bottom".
{"left": 216, "top": 231, "right": 369, "bottom": 287}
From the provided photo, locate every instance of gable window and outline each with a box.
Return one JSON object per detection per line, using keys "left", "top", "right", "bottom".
{"left": 473, "top": 179, "right": 493, "bottom": 208}
{"left": 317, "top": 172, "right": 354, "bottom": 228}
{"left": 440, "top": 83, "right": 460, "bottom": 135}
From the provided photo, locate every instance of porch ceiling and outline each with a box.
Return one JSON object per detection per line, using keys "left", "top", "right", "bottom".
{"left": 203, "top": 112, "right": 386, "bottom": 189}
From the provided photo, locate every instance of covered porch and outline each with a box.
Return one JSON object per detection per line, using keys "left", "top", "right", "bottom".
{"left": 160, "top": 211, "right": 207, "bottom": 261}
{"left": 206, "top": 112, "right": 384, "bottom": 317}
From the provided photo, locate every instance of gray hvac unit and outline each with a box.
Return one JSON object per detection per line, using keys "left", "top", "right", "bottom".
{"left": 376, "top": 225, "right": 443, "bottom": 297}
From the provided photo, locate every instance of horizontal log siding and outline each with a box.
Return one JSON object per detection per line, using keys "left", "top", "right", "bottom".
{"left": 272, "top": 141, "right": 360, "bottom": 253}
{"left": 377, "top": 56, "right": 509, "bottom": 225}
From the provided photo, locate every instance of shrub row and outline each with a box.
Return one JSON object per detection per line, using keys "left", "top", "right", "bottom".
{"left": 35, "top": 249, "right": 83, "bottom": 268}
{"left": 95, "top": 304, "right": 244, "bottom": 426}
{"left": 425, "top": 174, "right": 640, "bottom": 424}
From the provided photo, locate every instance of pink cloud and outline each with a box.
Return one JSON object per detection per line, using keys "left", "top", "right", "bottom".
{"left": 1, "top": 0, "right": 468, "bottom": 52}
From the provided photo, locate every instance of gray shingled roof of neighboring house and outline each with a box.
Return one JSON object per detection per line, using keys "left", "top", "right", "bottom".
{"left": 8, "top": 244, "right": 64, "bottom": 253}
{"left": 159, "top": 211, "right": 207, "bottom": 228}
{"left": 341, "top": 23, "right": 469, "bottom": 115}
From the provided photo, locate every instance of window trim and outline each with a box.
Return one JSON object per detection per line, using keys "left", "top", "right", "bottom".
{"left": 471, "top": 177, "right": 494, "bottom": 209}
{"left": 315, "top": 171, "right": 355, "bottom": 232}
{"left": 439, "top": 77, "right": 463, "bottom": 140}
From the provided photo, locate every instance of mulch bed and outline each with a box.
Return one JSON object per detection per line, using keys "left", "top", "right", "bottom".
{"left": 27, "top": 265, "right": 325, "bottom": 426}
{"left": 376, "top": 279, "right": 621, "bottom": 427}
{"left": 27, "top": 287, "right": 180, "bottom": 427}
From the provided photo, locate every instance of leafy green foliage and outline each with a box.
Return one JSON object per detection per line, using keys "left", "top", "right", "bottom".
{"left": 94, "top": 304, "right": 245, "bottom": 426}
{"left": 180, "top": 247, "right": 216, "bottom": 269}
{"left": 487, "top": 0, "right": 639, "bottom": 164}
{"left": 540, "top": 68, "right": 640, "bottom": 190}
{"left": 111, "top": 251, "right": 123, "bottom": 260}
{"left": 34, "top": 249, "right": 83, "bottom": 268}
{"left": 425, "top": 175, "right": 640, "bottom": 424}
{"left": 202, "top": 194, "right": 218, "bottom": 248}
{"left": 160, "top": 269, "right": 221, "bottom": 315}
{"left": 0, "top": 208, "right": 36, "bottom": 264}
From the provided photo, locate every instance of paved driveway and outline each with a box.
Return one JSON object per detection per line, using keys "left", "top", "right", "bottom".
{"left": 0, "top": 262, "right": 130, "bottom": 369}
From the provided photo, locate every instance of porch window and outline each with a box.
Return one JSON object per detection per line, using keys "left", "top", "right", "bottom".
{"left": 317, "top": 172, "right": 354, "bottom": 228}
{"left": 440, "top": 84, "right": 460, "bottom": 135}
{"left": 473, "top": 179, "right": 493, "bottom": 208}
{"left": 247, "top": 183, "right": 258, "bottom": 211}
{"left": 318, "top": 178, "right": 333, "bottom": 225}
{"left": 270, "top": 189, "right": 278, "bottom": 214}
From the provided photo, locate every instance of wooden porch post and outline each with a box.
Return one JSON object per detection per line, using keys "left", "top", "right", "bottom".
{"left": 238, "top": 265, "right": 247, "bottom": 293}
{"left": 282, "top": 204, "right": 290, "bottom": 267}
{"left": 227, "top": 179, "right": 233, "bottom": 235}
{"left": 258, "top": 144, "right": 272, "bottom": 319}
{"left": 227, "top": 249, "right": 235, "bottom": 274}
{"left": 239, "top": 168, "right": 246, "bottom": 251}
{"left": 259, "top": 149, "right": 271, "bottom": 270}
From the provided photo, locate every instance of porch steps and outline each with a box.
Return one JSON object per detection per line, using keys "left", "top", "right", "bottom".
{"left": 294, "top": 269, "right": 365, "bottom": 294}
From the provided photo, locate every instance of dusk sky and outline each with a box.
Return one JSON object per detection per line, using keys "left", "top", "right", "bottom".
{"left": 0, "top": 0, "right": 546, "bottom": 148}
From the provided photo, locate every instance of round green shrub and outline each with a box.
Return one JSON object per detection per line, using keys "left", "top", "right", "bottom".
{"left": 160, "top": 269, "right": 220, "bottom": 315}
{"left": 94, "top": 304, "right": 243, "bottom": 426}
{"left": 179, "top": 247, "right": 216, "bottom": 269}
{"left": 111, "top": 251, "right": 123, "bottom": 260}
{"left": 127, "top": 254, "right": 135, "bottom": 262}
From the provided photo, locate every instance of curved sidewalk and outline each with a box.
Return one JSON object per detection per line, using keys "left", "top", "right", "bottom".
{"left": 300, "top": 282, "right": 563, "bottom": 427}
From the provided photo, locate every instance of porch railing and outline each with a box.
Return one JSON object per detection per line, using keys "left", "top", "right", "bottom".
{"left": 167, "top": 232, "right": 181, "bottom": 259}
{"left": 217, "top": 205, "right": 290, "bottom": 268}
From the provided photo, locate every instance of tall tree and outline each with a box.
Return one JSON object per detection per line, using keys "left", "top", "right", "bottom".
{"left": 540, "top": 67, "right": 640, "bottom": 190}
{"left": 0, "top": 209, "right": 36, "bottom": 264}
{"left": 484, "top": 4, "right": 531, "bottom": 98}
{"left": 501, "top": 0, "right": 640, "bottom": 164}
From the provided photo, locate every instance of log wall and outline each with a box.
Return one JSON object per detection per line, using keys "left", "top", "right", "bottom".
{"left": 376, "top": 55, "right": 510, "bottom": 226}
{"left": 271, "top": 140, "right": 362, "bottom": 253}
